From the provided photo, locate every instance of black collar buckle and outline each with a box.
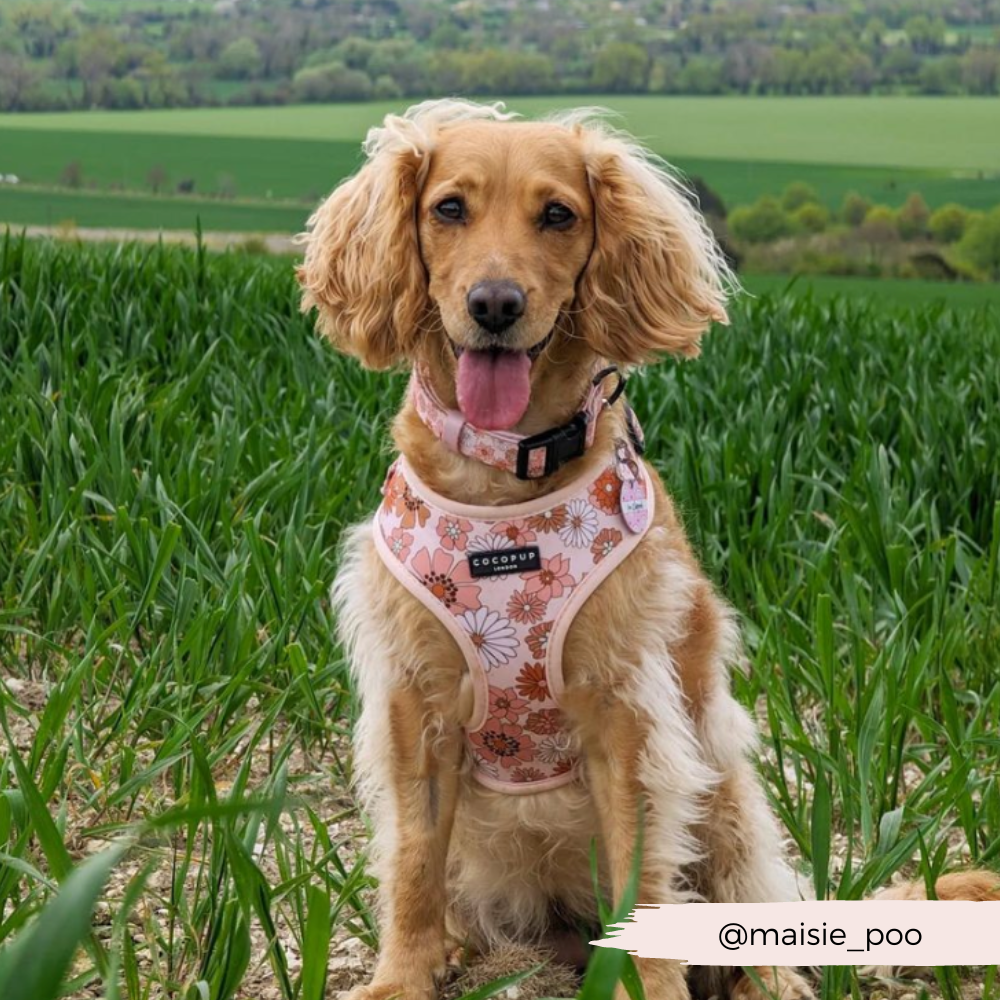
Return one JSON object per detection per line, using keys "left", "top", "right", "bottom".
{"left": 515, "top": 412, "right": 588, "bottom": 481}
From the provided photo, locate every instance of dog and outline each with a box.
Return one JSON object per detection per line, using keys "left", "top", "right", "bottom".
{"left": 297, "top": 100, "right": 999, "bottom": 1000}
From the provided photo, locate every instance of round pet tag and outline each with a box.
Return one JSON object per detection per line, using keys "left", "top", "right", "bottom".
{"left": 621, "top": 474, "right": 649, "bottom": 533}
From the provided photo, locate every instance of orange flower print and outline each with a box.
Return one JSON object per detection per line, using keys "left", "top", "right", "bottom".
{"left": 526, "top": 505, "right": 568, "bottom": 534}
{"left": 382, "top": 467, "right": 404, "bottom": 511}
{"left": 525, "top": 708, "right": 563, "bottom": 735}
{"left": 387, "top": 527, "right": 413, "bottom": 562}
{"left": 507, "top": 588, "right": 547, "bottom": 625}
{"left": 552, "top": 758, "right": 576, "bottom": 776}
{"left": 591, "top": 527, "right": 623, "bottom": 563}
{"left": 395, "top": 482, "right": 430, "bottom": 528}
{"left": 523, "top": 554, "right": 576, "bottom": 602}
{"left": 511, "top": 766, "right": 546, "bottom": 783}
{"left": 489, "top": 685, "right": 529, "bottom": 724}
{"left": 411, "top": 547, "right": 481, "bottom": 613}
{"left": 589, "top": 468, "right": 621, "bottom": 514}
{"left": 516, "top": 662, "right": 549, "bottom": 702}
{"left": 436, "top": 515, "right": 472, "bottom": 552}
{"left": 470, "top": 722, "right": 536, "bottom": 769}
{"left": 491, "top": 521, "right": 537, "bottom": 547}
{"left": 526, "top": 621, "right": 552, "bottom": 660}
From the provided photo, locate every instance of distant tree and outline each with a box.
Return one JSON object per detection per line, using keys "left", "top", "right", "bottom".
{"left": 147, "top": 164, "right": 169, "bottom": 195}
{"left": 841, "top": 191, "right": 873, "bottom": 227}
{"left": 958, "top": 207, "right": 1000, "bottom": 279}
{"left": 918, "top": 57, "right": 961, "bottom": 95}
{"left": 961, "top": 48, "right": 999, "bottom": 95}
{"left": 372, "top": 74, "right": 402, "bottom": 100}
{"left": 0, "top": 52, "right": 39, "bottom": 110}
{"left": 76, "top": 28, "right": 122, "bottom": 106}
{"left": 60, "top": 160, "right": 83, "bottom": 189}
{"left": 676, "top": 56, "right": 726, "bottom": 94}
{"left": 781, "top": 182, "right": 820, "bottom": 212}
{"left": 882, "top": 46, "right": 920, "bottom": 86}
{"left": 648, "top": 54, "right": 682, "bottom": 93}
{"left": 591, "top": 42, "right": 649, "bottom": 92}
{"left": 292, "top": 61, "right": 372, "bottom": 102}
{"left": 904, "top": 15, "right": 946, "bottom": 55}
{"left": 802, "top": 44, "right": 862, "bottom": 94}
{"left": 728, "top": 197, "right": 793, "bottom": 244}
{"left": 333, "top": 37, "right": 378, "bottom": 71}
{"left": 863, "top": 17, "right": 887, "bottom": 49}
{"left": 758, "top": 48, "right": 807, "bottom": 94}
{"left": 219, "top": 37, "right": 263, "bottom": 80}
{"left": 104, "top": 77, "right": 143, "bottom": 109}
{"left": 428, "top": 21, "right": 465, "bottom": 51}
{"left": 861, "top": 205, "right": 899, "bottom": 248}
{"left": 792, "top": 202, "right": 831, "bottom": 233}
{"left": 896, "top": 192, "right": 930, "bottom": 240}
{"left": 928, "top": 203, "right": 969, "bottom": 243}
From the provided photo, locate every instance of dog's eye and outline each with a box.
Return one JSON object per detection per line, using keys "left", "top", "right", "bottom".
{"left": 541, "top": 202, "right": 576, "bottom": 228}
{"left": 434, "top": 198, "right": 466, "bottom": 223}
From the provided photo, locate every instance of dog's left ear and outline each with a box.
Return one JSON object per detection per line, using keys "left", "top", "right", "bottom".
{"left": 574, "top": 129, "right": 730, "bottom": 365}
{"left": 297, "top": 121, "right": 430, "bottom": 370}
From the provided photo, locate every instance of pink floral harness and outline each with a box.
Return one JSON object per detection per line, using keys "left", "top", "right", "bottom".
{"left": 372, "top": 440, "right": 654, "bottom": 793}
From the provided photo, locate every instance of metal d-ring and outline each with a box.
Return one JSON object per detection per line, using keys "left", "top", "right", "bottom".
{"left": 592, "top": 365, "right": 627, "bottom": 408}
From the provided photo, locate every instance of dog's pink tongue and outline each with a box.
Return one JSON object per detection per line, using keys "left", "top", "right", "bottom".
{"left": 456, "top": 350, "right": 531, "bottom": 430}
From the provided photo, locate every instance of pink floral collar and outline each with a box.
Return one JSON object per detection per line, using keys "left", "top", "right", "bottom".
{"left": 410, "top": 365, "right": 626, "bottom": 480}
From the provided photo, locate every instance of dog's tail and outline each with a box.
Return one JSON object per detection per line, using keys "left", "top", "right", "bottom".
{"left": 870, "top": 869, "right": 1000, "bottom": 902}
{"left": 857, "top": 869, "right": 1000, "bottom": 982}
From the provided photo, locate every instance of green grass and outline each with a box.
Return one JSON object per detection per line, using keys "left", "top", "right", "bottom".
{"left": 0, "top": 236, "right": 998, "bottom": 999}
{"left": 742, "top": 273, "right": 1000, "bottom": 308}
{"left": 0, "top": 130, "right": 359, "bottom": 203}
{"left": 0, "top": 188, "right": 310, "bottom": 233}
{"left": 2, "top": 97, "right": 998, "bottom": 232}
{"left": 4, "top": 97, "right": 1000, "bottom": 169}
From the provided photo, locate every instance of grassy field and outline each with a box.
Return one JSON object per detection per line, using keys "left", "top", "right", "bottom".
{"left": 741, "top": 273, "right": 1000, "bottom": 308}
{"left": 0, "top": 237, "right": 998, "bottom": 1000}
{"left": 5, "top": 97, "right": 1000, "bottom": 169}
{"left": 0, "top": 187, "right": 310, "bottom": 234}
{"left": 2, "top": 96, "right": 1000, "bottom": 233}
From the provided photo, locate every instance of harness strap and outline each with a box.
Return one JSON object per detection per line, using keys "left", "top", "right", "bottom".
{"left": 411, "top": 365, "right": 625, "bottom": 480}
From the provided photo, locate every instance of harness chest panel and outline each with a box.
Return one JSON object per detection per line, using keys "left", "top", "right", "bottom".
{"left": 372, "top": 444, "right": 654, "bottom": 793}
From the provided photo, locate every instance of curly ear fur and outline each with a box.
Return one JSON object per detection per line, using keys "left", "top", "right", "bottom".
{"left": 297, "top": 141, "right": 427, "bottom": 369}
{"left": 297, "top": 100, "right": 517, "bottom": 370}
{"left": 561, "top": 114, "right": 733, "bottom": 365}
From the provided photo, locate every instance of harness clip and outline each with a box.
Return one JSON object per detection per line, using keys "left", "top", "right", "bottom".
{"left": 515, "top": 412, "right": 588, "bottom": 480}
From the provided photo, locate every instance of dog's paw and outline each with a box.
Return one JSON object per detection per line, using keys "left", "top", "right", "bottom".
{"left": 732, "top": 967, "right": 815, "bottom": 1000}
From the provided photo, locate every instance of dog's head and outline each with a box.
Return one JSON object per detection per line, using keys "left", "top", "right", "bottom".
{"left": 298, "top": 100, "right": 730, "bottom": 430}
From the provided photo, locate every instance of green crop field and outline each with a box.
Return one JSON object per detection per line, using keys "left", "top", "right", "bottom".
{"left": 741, "top": 273, "right": 1000, "bottom": 308}
{"left": 0, "top": 188, "right": 311, "bottom": 234}
{"left": 5, "top": 97, "right": 1000, "bottom": 169}
{"left": 2, "top": 96, "right": 1000, "bottom": 234}
{"left": 1, "top": 236, "right": 998, "bottom": 999}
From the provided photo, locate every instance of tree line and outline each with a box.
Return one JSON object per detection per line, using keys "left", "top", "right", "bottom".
{"left": 1, "top": 0, "right": 999, "bottom": 111}
{"left": 722, "top": 183, "right": 1000, "bottom": 281}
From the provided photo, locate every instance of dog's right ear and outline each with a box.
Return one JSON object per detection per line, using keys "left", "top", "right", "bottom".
{"left": 297, "top": 135, "right": 429, "bottom": 370}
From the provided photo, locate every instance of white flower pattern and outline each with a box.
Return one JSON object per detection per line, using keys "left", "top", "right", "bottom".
{"left": 558, "top": 498, "right": 599, "bottom": 548}
{"left": 457, "top": 607, "right": 519, "bottom": 669}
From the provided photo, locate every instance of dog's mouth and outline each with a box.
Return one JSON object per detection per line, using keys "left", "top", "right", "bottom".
{"left": 449, "top": 332, "right": 553, "bottom": 431}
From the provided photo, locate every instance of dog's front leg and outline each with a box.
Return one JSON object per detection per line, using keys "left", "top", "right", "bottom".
{"left": 583, "top": 697, "right": 694, "bottom": 1000}
{"left": 351, "top": 683, "right": 462, "bottom": 1000}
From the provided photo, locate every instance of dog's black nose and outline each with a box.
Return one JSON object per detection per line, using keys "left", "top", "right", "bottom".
{"left": 467, "top": 280, "right": 526, "bottom": 335}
